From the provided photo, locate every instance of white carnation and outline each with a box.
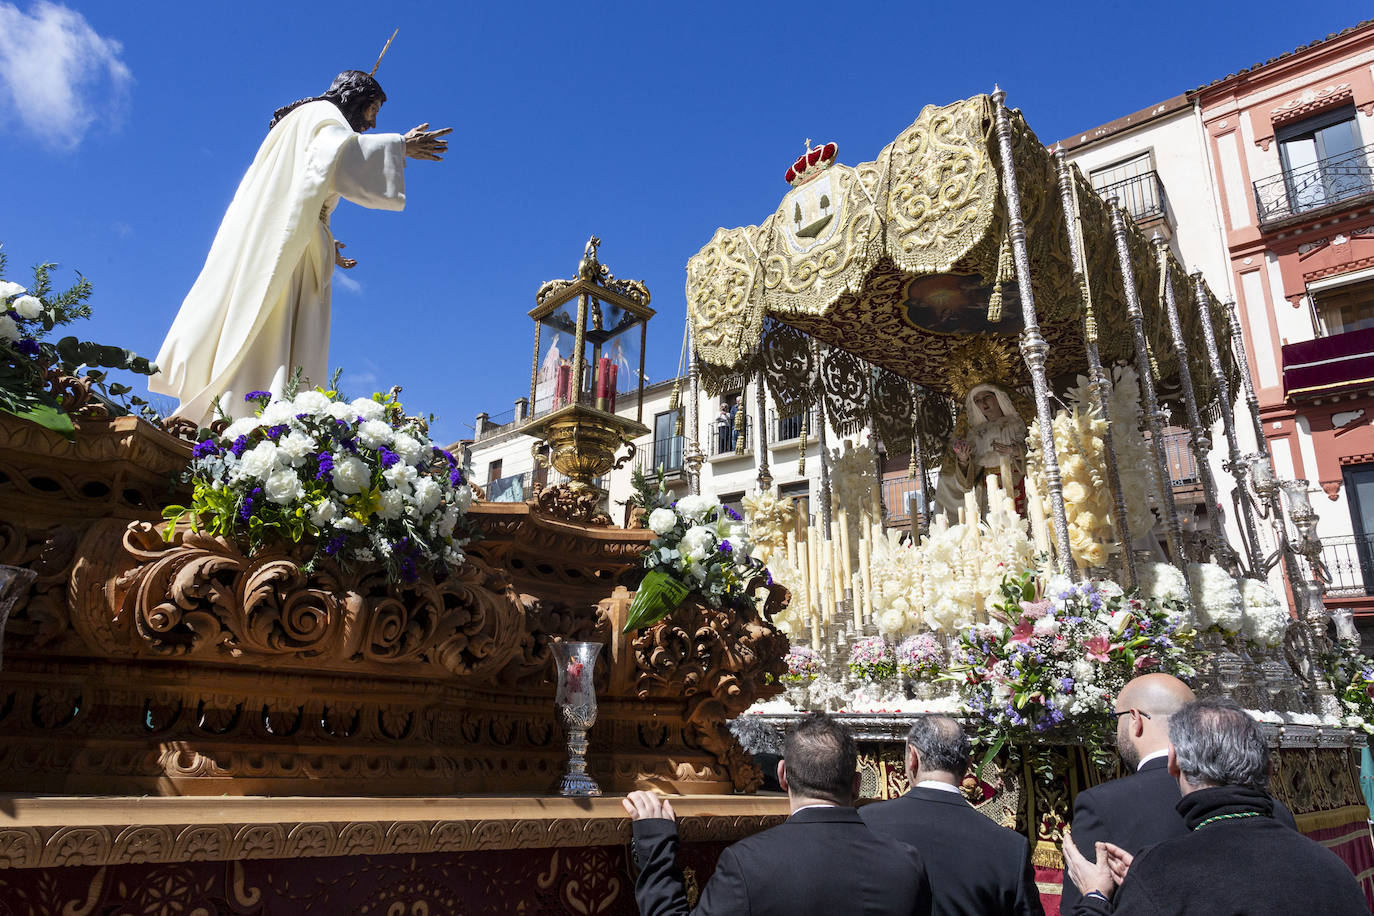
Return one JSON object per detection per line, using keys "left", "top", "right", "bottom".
{"left": 326, "top": 401, "right": 356, "bottom": 421}
{"left": 222, "top": 416, "right": 261, "bottom": 439}
{"left": 237, "top": 442, "right": 279, "bottom": 481}
{"left": 412, "top": 477, "right": 441, "bottom": 515}
{"left": 334, "top": 516, "right": 362, "bottom": 532}
{"left": 377, "top": 490, "right": 404, "bottom": 519}
{"left": 331, "top": 455, "right": 371, "bottom": 494}
{"left": 680, "top": 524, "right": 716, "bottom": 562}
{"left": 452, "top": 485, "right": 474, "bottom": 512}
{"left": 351, "top": 397, "right": 386, "bottom": 421}
{"left": 260, "top": 400, "right": 298, "bottom": 427}
{"left": 1033, "top": 616, "right": 1060, "bottom": 637}
{"left": 648, "top": 507, "right": 678, "bottom": 535}
{"left": 383, "top": 463, "right": 417, "bottom": 494}
{"left": 391, "top": 432, "right": 427, "bottom": 466}
{"left": 310, "top": 500, "right": 341, "bottom": 527}
{"left": 292, "top": 390, "right": 332, "bottom": 415}
{"left": 0, "top": 315, "right": 18, "bottom": 342}
{"left": 0, "top": 280, "right": 25, "bottom": 300}
{"left": 12, "top": 295, "right": 42, "bottom": 319}
{"left": 437, "top": 506, "right": 460, "bottom": 538}
{"left": 278, "top": 432, "right": 314, "bottom": 465}
{"left": 675, "top": 494, "right": 720, "bottom": 523}
{"left": 263, "top": 468, "right": 304, "bottom": 505}
{"left": 358, "top": 419, "right": 393, "bottom": 449}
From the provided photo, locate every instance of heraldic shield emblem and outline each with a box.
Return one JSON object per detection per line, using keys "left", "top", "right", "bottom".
{"left": 780, "top": 141, "right": 843, "bottom": 254}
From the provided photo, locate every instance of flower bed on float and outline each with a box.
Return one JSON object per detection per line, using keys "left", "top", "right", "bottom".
{"left": 623, "top": 469, "right": 774, "bottom": 630}
{"left": 164, "top": 384, "right": 475, "bottom": 583}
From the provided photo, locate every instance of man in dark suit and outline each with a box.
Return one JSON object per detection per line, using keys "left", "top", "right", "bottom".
{"left": 1063, "top": 697, "right": 1367, "bottom": 914}
{"left": 1060, "top": 673, "right": 1297, "bottom": 909}
{"left": 861, "top": 715, "right": 1044, "bottom": 916}
{"left": 624, "top": 712, "right": 933, "bottom": 916}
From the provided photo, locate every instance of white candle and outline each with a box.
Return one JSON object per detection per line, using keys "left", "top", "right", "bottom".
{"left": 1024, "top": 473, "right": 1050, "bottom": 555}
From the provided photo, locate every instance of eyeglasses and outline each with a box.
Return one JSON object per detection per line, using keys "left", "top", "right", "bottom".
{"left": 1111, "top": 709, "right": 1151, "bottom": 719}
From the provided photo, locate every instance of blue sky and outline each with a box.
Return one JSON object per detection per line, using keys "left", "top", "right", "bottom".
{"left": 0, "top": 2, "right": 1363, "bottom": 445}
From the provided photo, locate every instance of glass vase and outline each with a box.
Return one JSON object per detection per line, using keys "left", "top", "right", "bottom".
{"left": 552, "top": 640, "right": 602, "bottom": 797}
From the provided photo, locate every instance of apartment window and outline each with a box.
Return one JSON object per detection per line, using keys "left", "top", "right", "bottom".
{"left": 1090, "top": 152, "right": 1164, "bottom": 222}
{"left": 486, "top": 459, "right": 502, "bottom": 484}
{"left": 652, "top": 409, "right": 683, "bottom": 472}
{"left": 1277, "top": 105, "right": 1366, "bottom": 213}
{"left": 778, "top": 480, "right": 810, "bottom": 526}
{"left": 1314, "top": 276, "right": 1374, "bottom": 336}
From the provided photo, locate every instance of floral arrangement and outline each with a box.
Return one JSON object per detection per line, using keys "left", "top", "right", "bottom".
{"left": 1323, "top": 638, "right": 1374, "bottom": 734}
{"left": 0, "top": 251, "right": 156, "bottom": 438}
{"left": 951, "top": 571, "right": 1194, "bottom": 769}
{"left": 782, "top": 645, "right": 821, "bottom": 683}
{"left": 869, "top": 494, "right": 1035, "bottom": 636}
{"left": 848, "top": 635, "right": 897, "bottom": 681}
{"left": 896, "top": 633, "right": 946, "bottom": 680}
{"left": 624, "top": 468, "right": 769, "bottom": 631}
{"left": 1238, "top": 577, "right": 1290, "bottom": 648}
{"left": 1189, "top": 562, "right": 1244, "bottom": 634}
{"left": 164, "top": 384, "right": 474, "bottom": 583}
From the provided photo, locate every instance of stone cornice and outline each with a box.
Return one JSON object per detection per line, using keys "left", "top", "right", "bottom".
{"left": 0, "top": 795, "right": 790, "bottom": 870}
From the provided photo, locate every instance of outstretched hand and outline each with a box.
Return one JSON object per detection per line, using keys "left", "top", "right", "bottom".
{"left": 334, "top": 241, "right": 357, "bottom": 269}
{"left": 623, "top": 790, "right": 676, "bottom": 822}
{"left": 404, "top": 123, "right": 453, "bottom": 161}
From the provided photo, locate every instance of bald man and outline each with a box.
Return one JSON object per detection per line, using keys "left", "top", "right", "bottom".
{"left": 1060, "top": 675, "right": 1297, "bottom": 909}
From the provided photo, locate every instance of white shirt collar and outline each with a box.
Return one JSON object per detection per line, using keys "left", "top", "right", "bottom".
{"left": 915, "top": 779, "right": 963, "bottom": 795}
{"left": 1137, "top": 749, "right": 1169, "bottom": 770}
{"left": 791, "top": 802, "right": 840, "bottom": 814}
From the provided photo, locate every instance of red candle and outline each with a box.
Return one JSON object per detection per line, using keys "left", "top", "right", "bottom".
{"left": 555, "top": 362, "right": 571, "bottom": 407}
{"left": 596, "top": 356, "right": 611, "bottom": 399}
{"left": 607, "top": 362, "right": 619, "bottom": 411}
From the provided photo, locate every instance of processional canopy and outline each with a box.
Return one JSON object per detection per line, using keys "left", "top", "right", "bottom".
{"left": 685, "top": 94, "right": 1239, "bottom": 429}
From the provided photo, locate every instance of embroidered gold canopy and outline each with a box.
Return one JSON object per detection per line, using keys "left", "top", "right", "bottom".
{"left": 685, "top": 94, "right": 1238, "bottom": 418}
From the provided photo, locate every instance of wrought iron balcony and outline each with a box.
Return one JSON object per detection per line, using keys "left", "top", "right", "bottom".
{"left": 768, "top": 408, "right": 818, "bottom": 444}
{"left": 880, "top": 475, "right": 925, "bottom": 525}
{"left": 1097, "top": 170, "right": 1167, "bottom": 224}
{"left": 636, "top": 435, "right": 685, "bottom": 476}
{"left": 709, "top": 415, "right": 753, "bottom": 457}
{"left": 1320, "top": 533, "right": 1374, "bottom": 598}
{"left": 1254, "top": 141, "right": 1374, "bottom": 225}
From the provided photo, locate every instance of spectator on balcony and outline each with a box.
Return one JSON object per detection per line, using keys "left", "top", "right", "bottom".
{"left": 717, "top": 404, "right": 732, "bottom": 454}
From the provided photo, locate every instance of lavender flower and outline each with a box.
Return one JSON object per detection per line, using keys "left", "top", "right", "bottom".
{"left": 449, "top": 467, "right": 464, "bottom": 487}
{"left": 192, "top": 439, "right": 220, "bottom": 459}
{"left": 315, "top": 452, "right": 335, "bottom": 482}
{"left": 719, "top": 539, "right": 733, "bottom": 555}
{"left": 14, "top": 338, "right": 39, "bottom": 357}
{"left": 379, "top": 446, "right": 400, "bottom": 469}
{"left": 244, "top": 390, "right": 271, "bottom": 402}
{"left": 239, "top": 486, "right": 263, "bottom": 522}
{"left": 324, "top": 534, "right": 346, "bottom": 555}
{"left": 230, "top": 435, "right": 249, "bottom": 458}
{"left": 266, "top": 424, "right": 289, "bottom": 440}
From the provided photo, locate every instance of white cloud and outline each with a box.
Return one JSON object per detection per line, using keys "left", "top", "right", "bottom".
{"left": 334, "top": 272, "right": 362, "bottom": 294}
{"left": 0, "top": 2, "right": 132, "bottom": 150}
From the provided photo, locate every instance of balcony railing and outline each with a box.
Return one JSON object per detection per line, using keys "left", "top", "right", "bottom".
{"left": 1254, "top": 141, "right": 1374, "bottom": 224}
{"left": 1097, "top": 170, "right": 1166, "bottom": 223}
{"left": 880, "top": 476, "right": 925, "bottom": 526}
{"left": 1320, "top": 533, "right": 1374, "bottom": 598}
{"left": 769, "top": 408, "right": 818, "bottom": 444}
{"left": 485, "top": 471, "right": 532, "bottom": 502}
{"left": 636, "top": 435, "right": 685, "bottom": 477}
{"left": 709, "top": 416, "right": 753, "bottom": 457}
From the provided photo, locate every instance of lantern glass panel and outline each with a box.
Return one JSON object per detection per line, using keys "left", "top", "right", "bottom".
{"left": 534, "top": 301, "right": 579, "bottom": 416}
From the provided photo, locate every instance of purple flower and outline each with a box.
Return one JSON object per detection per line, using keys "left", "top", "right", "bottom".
{"left": 266, "top": 424, "right": 289, "bottom": 440}
{"left": 435, "top": 447, "right": 457, "bottom": 468}
{"left": 725, "top": 506, "right": 741, "bottom": 520}
{"left": 764, "top": 569, "right": 773, "bottom": 586}
{"left": 379, "top": 446, "right": 400, "bottom": 469}
{"left": 315, "top": 452, "right": 334, "bottom": 482}
{"left": 449, "top": 467, "right": 464, "bottom": 487}
{"left": 240, "top": 486, "right": 263, "bottom": 522}
{"left": 230, "top": 435, "right": 249, "bottom": 458}
{"left": 192, "top": 439, "right": 220, "bottom": 459}
{"left": 244, "top": 390, "right": 271, "bottom": 402}
{"left": 14, "top": 337, "right": 39, "bottom": 357}
{"left": 324, "top": 534, "right": 346, "bottom": 555}
{"left": 719, "top": 540, "right": 733, "bottom": 555}
{"left": 5, "top": 310, "right": 18, "bottom": 320}
{"left": 1059, "top": 677, "right": 1075, "bottom": 693}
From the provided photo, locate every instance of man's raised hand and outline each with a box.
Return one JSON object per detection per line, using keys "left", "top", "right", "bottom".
{"left": 404, "top": 123, "right": 453, "bottom": 161}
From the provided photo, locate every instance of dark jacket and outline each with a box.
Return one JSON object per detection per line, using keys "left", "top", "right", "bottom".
{"left": 631, "top": 805, "right": 933, "bottom": 916}
{"left": 1061, "top": 756, "right": 1298, "bottom": 909}
{"left": 1072, "top": 785, "right": 1367, "bottom": 915}
{"left": 861, "top": 785, "right": 1045, "bottom": 916}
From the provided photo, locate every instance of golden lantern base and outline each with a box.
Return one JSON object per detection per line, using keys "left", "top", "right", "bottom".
{"left": 521, "top": 402, "right": 648, "bottom": 494}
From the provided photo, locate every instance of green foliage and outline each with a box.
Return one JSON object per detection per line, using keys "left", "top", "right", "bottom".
{"left": 0, "top": 248, "right": 157, "bottom": 439}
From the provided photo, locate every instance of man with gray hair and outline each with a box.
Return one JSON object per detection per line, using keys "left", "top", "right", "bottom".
{"left": 1064, "top": 697, "right": 1366, "bottom": 914}
{"left": 861, "top": 715, "right": 1043, "bottom": 916}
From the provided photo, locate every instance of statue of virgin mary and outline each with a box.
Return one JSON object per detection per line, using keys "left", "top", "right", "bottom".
{"left": 935, "top": 383, "right": 1028, "bottom": 518}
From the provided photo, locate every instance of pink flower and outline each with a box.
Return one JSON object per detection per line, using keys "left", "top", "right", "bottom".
{"left": 1084, "top": 635, "right": 1112, "bottom": 663}
{"left": 1134, "top": 655, "right": 1160, "bottom": 671}
{"left": 1009, "top": 618, "right": 1036, "bottom": 645}
{"left": 1019, "top": 599, "right": 1052, "bottom": 620}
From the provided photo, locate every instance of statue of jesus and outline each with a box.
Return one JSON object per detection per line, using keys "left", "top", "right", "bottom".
{"left": 151, "top": 69, "right": 451, "bottom": 426}
{"left": 935, "top": 383, "right": 1028, "bottom": 518}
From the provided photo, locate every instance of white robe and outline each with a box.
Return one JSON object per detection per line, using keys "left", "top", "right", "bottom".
{"left": 152, "top": 101, "right": 406, "bottom": 425}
